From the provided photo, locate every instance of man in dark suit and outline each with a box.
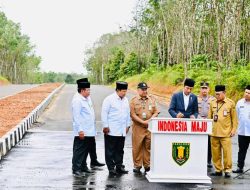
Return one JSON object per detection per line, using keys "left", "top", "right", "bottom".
{"left": 168, "top": 78, "right": 198, "bottom": 118}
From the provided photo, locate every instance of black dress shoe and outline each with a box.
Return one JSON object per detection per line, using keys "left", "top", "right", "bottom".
{"left": 224, "top": 172, "right": 231, "bottom": 178}
{"left": 133, "top": 167, "right": 141, "bottom": 173}
{"left": 210, "top": 171, "right": 223, "bottom": 176}
{"left": 207, "top": 162, "right": 213, "bottom": 168}
{"left": 232, "top": 168, "right": 243, "bottom": 173}
{"left": 81, "top": 167, "right": 92, "bottom": 173}
{"left": 90, "top": 161, "right": 105, "bottom": 168}
{"left": 109, "top": 169, "right": 118, "bottom": 175}
{"left": 116, "top": 167, "right": 129, "bottom": 174}
{"left": 144, "top": 167, "right": 150, "bottom": 173}
{"left": 73, "top": 171, "right": 85, "bottom": 177}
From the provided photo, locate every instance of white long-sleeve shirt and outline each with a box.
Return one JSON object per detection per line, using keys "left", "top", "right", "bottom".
{"left": 236, "top": 98, "right": 250, "bottom": 136}
{"left": 72, "top": 93, "right": 96, "bottom": 137}
{"left": 183, "top": 91, "right": 190, "bottom": 111}
{"left": 101, "top": 92, "right": 131, "bottom": 136}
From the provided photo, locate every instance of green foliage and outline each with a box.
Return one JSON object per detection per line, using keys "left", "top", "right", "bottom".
{"left": 190, "top": 54, "right": 209, "bottom": 68}
{"left": 119, "top": 52, "right": 138, "bottom": 77}
{"left": 0, "top": 11, "right": 41, "bottom": 83}
{"left": 105, "top": 48, "right": 125, "bottom": 83}
{"left": 44, "top": 72, "right": 57, "bottom": 83}
{"left": 64, "top": 74, "right": 74, "bottom": 84}
{"left": 125, "top": 61, "right": 249, "bottom": 102}
{"left": 25, "top": 72, "right": 85, "bottom": 84}
{"left": 0, "top": 75, "right": 8, "bottom": 83}
{"left": 83, "top": 0, "right": 249, "bottom": 103}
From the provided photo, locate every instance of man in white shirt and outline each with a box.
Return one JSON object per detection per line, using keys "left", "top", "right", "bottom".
{"left": 72, "top": 78, "right": 103, "bottom": 177}
{"left": 233, "top": 85, "right": 250, "bottom": 174}
{"left": 75, "top": 79, "right": 105, "bottom": 169}
{"left": 101, "top": 81, "right": 131, "bottom": 175}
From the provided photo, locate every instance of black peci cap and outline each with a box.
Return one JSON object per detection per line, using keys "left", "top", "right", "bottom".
{"left": 215, "top": 85, "right": 225, "bottom": 92}
{"left": 116, "top": 81, "right": 128, "bottom": 90}
{"left": 184, "top": 78, "right": 195, "bottom": 87}
{"left": 78, "top": 82, "right": 90, "bottom": 88}
{"left": 76, "top": 78, "right": 88, "bottom": 84}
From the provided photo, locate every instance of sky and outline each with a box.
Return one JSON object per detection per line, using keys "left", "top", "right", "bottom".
{"left": 0, "top": 0, "right": 137, "bottom": 74}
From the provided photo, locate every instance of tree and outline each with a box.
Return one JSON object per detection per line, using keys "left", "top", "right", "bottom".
{"left": 65, "top": 74, "right": 74, "bottom": 84}
{"left": 0, "top": 11, "right": 41, "bottom": 83}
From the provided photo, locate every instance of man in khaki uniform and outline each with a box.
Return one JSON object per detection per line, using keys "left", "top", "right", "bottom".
{"left": 198, "top": 82, "right": 214, "bottom": 168}
{"left": 208, "top": 85, "right": 238, "bottom": 178}
{"left": 130, "top": 82, "right": 160, "bottom": 173}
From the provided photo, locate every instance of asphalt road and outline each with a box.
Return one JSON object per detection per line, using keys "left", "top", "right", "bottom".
{"left": 0, "top": 84, "right": 38, "bottom": 99}
{"left": 0, "top": 84, "right": 249, "bottom": 189}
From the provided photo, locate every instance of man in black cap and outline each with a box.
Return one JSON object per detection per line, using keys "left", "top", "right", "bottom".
{"left": 101, "top": 81, "right": 131, "bottom": 175}
{"left": 198, "top": 82, "right": 214, "bottom": 168}
{"left": 168, "top": 78, "right": 198, "bottom": 118}
{"left": 208, "top": 85, "right": 238, "bottom": 178}
{"left": 233, "top": 85, "right": 250, "bottom": 174}
{"left": 130, "top": 82, "right": 160, "bottom": 173}
{"left": 71, "top": 78, "right": 104, "bottom": 177}
{"left": 75, "top": 78, "right": 105, "bottom": 169}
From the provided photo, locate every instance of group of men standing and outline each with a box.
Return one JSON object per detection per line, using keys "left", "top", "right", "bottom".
{"left": 71, "top": 77, "right": 250, "bottom": 179}
{"left": 71, "top": 78, "right": 159, "bottom": 177}
{"left": 168, "top": 78, "right": 250, "bottom": 178}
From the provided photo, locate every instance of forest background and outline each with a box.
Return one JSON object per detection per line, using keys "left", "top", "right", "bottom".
{"left": 1, "top": 0, "right": 250, "bottom": 102}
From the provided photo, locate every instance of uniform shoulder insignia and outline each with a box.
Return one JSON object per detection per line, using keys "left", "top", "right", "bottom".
{"left": 226, "top": 98, "right": 233, "bottom": 103}
{"left": 209, "top": 96, "right": 215, "bottom": 100}
{"left": 130, "top": 96, "right": 139, "bottom": 103}
{"left": 211, "top": 98, "right": 216, "bottom": 103}
{"left": 148, "top": 94, "right": 154, "bottom": 98}
{"left": 227, "top": 98, "right": 235, "bottom": 106}
{"left": 131, "top": 96, "right": 137, "bottom": 101}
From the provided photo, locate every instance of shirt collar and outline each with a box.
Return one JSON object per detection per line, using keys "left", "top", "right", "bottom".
{"left": 77, "top": 93, "right": 88, "bottom": 101}
{"left": 183, "top": 91, "right": 190, "bottom": 97}
{"left": 137, "top": 95, "right": 149, "bottom": 100}
{"left": 244, "top": 99, "right": 250, "bottom": 103}
{"left": 114, "top": 92, "right": 123, "bottom": 100}
{"left": 217, "top": 97, "right": 227, "bottom": 103}
{"left": 201, "top": 95, "right": 209, "bottom": 101}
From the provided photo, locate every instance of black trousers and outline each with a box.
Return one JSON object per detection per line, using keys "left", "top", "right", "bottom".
{"left": 104, "top": 135, "right": 125, "bottom": 171}
{"left": 208, "top": 136, "right": 212, "bottom": 163}
{"left": 72, "top": 136, "right": 95, "bottom": 172}
{"left": 237, "top": 135, "right": 250, "bottom": 169}
{"left": 88, "top": 138, "right": 98, "bottom": 164}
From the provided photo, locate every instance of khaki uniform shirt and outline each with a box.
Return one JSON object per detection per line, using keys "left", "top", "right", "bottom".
{"left": 130, "top": 95, "right": 160, "bottom": 128}
{"left": 198, "top": 95, "right": 214, "bottom": 118}
{"left": 208, "top": 97, "right": 238, "bottom": 137}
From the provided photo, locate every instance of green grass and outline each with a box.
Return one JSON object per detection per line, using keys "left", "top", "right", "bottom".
{"left": 124, "top": 65, "right": 249, "bottom": 102}
{"left": 0, "top": 76, "right": 9, "bottom": 83}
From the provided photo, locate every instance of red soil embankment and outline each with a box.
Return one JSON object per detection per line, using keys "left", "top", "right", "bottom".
{"left": 0, "top": 83, "right": 61, "bottom": 137}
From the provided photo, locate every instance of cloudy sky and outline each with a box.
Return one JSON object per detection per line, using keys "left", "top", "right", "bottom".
{"left": 0, "top": 0, "right": 137, "bottom": 74}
